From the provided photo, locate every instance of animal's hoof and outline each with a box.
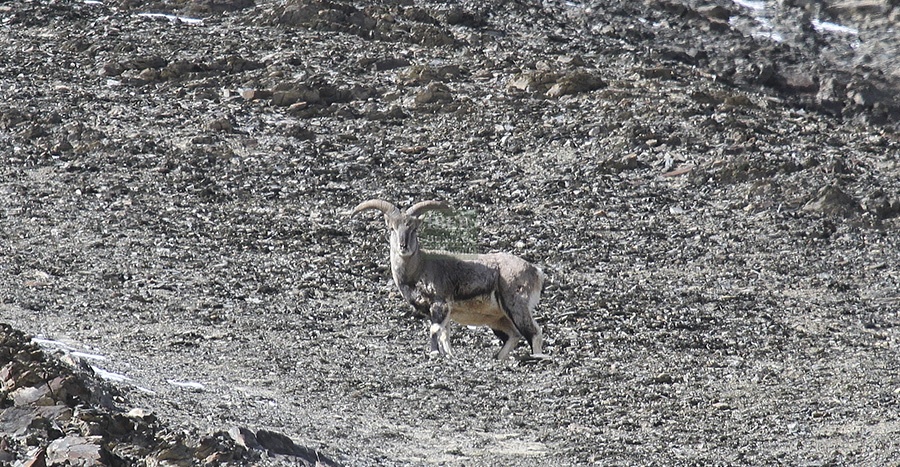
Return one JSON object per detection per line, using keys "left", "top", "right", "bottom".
{"left": 517, "top": 353, "right": 551, "bottom": 363}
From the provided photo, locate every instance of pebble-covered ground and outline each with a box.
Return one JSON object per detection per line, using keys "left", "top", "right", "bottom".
{"left": 1, "top": 0, "right": 899, "bottom": 465}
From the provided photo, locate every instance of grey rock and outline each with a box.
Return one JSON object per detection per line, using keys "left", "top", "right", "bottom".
{"left": 46, "top": 436, "right": 104, "bottom": 466}
{"left": 802, "top": 185, "right": 862, "bottom": 217}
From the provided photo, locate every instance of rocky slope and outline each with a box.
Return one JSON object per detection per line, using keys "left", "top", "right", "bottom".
{"left": 1, "top": 0, "right": 899, "bottom": 465}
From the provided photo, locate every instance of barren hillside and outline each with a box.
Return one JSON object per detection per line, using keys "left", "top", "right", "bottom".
{"left": 1, "top": 0, "right": 899, "bottom": 465}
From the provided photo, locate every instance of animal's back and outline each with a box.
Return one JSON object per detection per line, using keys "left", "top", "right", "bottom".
{"left": 479, "top": 253, "right": 545, "bottom": 298}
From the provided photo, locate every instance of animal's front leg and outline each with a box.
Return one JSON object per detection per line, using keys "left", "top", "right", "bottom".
{"left": 429, "top": 301, "right": 452, "bottom": 356}
{"left": 399, "top": 283, "right": 431, "bottom": 317}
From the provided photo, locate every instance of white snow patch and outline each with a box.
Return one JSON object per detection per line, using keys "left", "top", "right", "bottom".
{"left": 812, "top": 19, "right": 859, "bottom": 35}
{"left": 136, "top": 13, "right": 204, "bottom": 25}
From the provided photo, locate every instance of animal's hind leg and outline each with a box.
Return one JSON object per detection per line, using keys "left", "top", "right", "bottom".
{"left": 490, "top": 318, "right": 521, "bottom": 360}
{"left": 523, "top": 327, "right": 547, "bottom": 359}
{"left": 498, "top": 288, "right": 547, "bottom": 358}
{"left": 492, "top": 328, "right": 510, "bottom": 345}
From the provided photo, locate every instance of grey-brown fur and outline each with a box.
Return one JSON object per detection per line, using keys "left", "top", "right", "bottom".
{"left": 350, "top": 199, "right": 546, "bottom": 360}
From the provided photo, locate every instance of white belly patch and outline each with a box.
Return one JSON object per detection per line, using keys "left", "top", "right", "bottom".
{"left": 448, "top": 294, "right": 504, "bottom": 326}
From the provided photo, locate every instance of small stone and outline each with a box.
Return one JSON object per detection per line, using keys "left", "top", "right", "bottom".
{"left": 190, "top": 0, "right": 254, "bottom": 14}
{"left": 272, "top": 90, "right": 301, "bottom": 106}
{"left": 125, "top": 408, "right": 154, "bottom": 420}
{"left": 203, "top": 451, "right": 232, "bottom": 463}
{"left": 399, "top": 64, "right": 460, "bottom": 85}
{"left": 415, "top": 82, "right": 453, "bottom": 105}
{"left": 255, "top": 429, "right": 296, "bottom": 456}
{"left": 138, "top": 68, "right": 159, "bottom": 81}
{"left": 398, "top": 145, "right": 427, "bottom": 155}
{"left": 191, "top": 135, "right": 216, "bottom": 145}
{"left": 287, "top": 101, "right": 310, "bottom": 113}
{"left": 802, "top": 185, "right": 861, "bottom": 217}
{"left": 207, "top": 118, "right": 234, "bottom": 133}
{"left": 508, "top": 71, "right": 559, "bottom": 93}
{"left": 443, "top": 7, "right": 481, "bottom": 26}
{"left": 52, "top": 140, "right": 73, "bottom": 153}
{"left": 778, "top": 67, "right": 818, "bottom": 92}
{"left": 371, "top": 57, "right": 410, "bottom": 71}
{"left": 723, "top": 95, "right": 754, "bottom": 107}
{"left": 652, "top": 373, "right": 674, "bottom": 384}
{"left": 697, "top": 5, "right": 732, "bottom": 21}
{"left": 240, "top": 89, "right": 273, "bottom": 100}
{"left": 690, "top": 91, "right": 725, "bottom": 106}
{"left": 289, "top": 125, "right": 316, "bottom": 141}
{"left": 367, "top": 105, "right": 407, "bottom": 120}
{"left": 272, "top": 86, "right": 320, "bottom": 106}
{"left": 160, "top": 61, "right": 198, "bottom": 79}
{"left": 155, "top": 441, "right": 193, "bottom": 465}
{"left": 219, "top": 55, "right": 263, "bottom": 73}
{"left": 546, "top": 71, "right": 605, "bottom": 98}
{"left": 816, "top": 77, "right": 847, "bottom": 113}
{"left": 849, "top": 85, "right": 880, "bottom": 108}
{"left": 862, "top": 193, "right": 900, "bottom": 219}
{"left": 128, "top": 55, "right": 167, "bottom": 70}
{"left": 600, "top": 153, "right": 640, "bottom": 173}
{"left": 558, "top": 55, "right": 586, "bottom": 67}
{"left": 640, "top": 67, "right": 674, "bottom": 80}
{"left": 0, "top": 363, "right": 14, "bottom": 386}
{"left": 100, "top": 62, "right": 125, "bottom": 77}
{"left": 228, "top": 426, "right": 260, "bottom": 449}
{"left": 19, "top": 125, "right": 46, "bottom": 139}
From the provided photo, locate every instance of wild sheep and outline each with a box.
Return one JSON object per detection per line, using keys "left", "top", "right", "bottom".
{"left": 350, "top": 199, "right": 546, "bottom": 360}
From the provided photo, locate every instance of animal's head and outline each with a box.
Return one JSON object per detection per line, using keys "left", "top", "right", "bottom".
{"left": 351, "top": 199, "right": 451, "bottom": 257}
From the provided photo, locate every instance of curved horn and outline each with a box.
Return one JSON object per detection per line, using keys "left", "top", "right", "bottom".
{"left": 351, "top": 199, "right": 400, "bottom": 217}
{"left": 406, "top": 200, "right": 451, "bottom": 217}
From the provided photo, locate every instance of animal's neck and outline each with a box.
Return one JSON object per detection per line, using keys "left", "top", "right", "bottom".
{"left": 391, "top": 248, "right": 423, "bottom": 286}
